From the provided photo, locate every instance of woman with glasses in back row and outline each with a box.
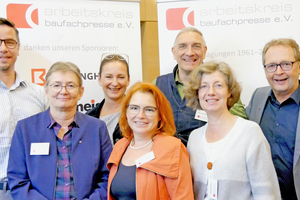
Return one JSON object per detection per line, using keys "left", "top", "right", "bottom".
{"left": 107, "top": 82, "right": 194, "bottom": 200}
{"left": 87, "top": 53, "right": 130, "bottom": 145}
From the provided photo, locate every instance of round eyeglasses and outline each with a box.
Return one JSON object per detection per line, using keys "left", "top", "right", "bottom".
{"left": 0, "top": 39, "right": 18, "bottom": 49}
{"left": 264, "top": 61, "right": 297, "bottom": 73}
{"left": 127, "top": 105, "right": 157, "bottom": 117}
{"left": 49, "top": 83, "right": 79, "bottom": 93}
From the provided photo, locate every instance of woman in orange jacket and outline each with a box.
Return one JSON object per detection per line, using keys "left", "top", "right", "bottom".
{"left": 107, "top": 82, "right": 194, "bottom": 200}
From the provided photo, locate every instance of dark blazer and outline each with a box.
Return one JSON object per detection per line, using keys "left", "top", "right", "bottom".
{"left": 246, "top": 86, "right": 300, "bottom": 199}
{"left": 86, "top": 99, "right": 123, "bottom": 144}
{"left": 7, "top": 109, "right": 112, "bottom": 200}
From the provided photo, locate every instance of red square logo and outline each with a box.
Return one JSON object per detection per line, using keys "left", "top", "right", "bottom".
{"left": 166, "top": 8, "right": 194, "bottom": 30}
{"left": 6, "top": 4, "right": 38, "bottom": 28}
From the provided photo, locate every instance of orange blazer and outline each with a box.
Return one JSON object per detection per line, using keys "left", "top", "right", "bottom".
{"left": 107, "top": 134, "right": 194, "bottom": 200}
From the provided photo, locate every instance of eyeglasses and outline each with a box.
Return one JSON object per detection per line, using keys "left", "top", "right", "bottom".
{"left": 127, "top": 105, "right": 157, "bottom": 117}
{"left": 0, "top": 39, "right": 18, "bottom": 49}
{"left": 264, "top": 61, "right": 297, "bottom": 73}
{"left": 101, "top": 53, "right": 129, "bottom": 64}
{"left": 199, "top": 83, "right": 225, "bottom": 92}
{"left": 49, "top": 83, "right": 79, "bottom": 93}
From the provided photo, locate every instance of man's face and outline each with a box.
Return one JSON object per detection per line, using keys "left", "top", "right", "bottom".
{"left": 264, "top": 44, "right": 300, "bottom": 100}
{"left": 0, "top": 25, "right": 19, "bottom": 72}
{"left": 172, "top": 31, "right": 207, "bottom": 74}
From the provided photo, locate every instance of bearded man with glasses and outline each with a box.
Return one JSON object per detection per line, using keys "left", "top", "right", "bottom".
{"left": 0, "top": 18, "right": 48, "bottom": 200}
{"left": 246, "top": 38, "right": 300, "bottom": 200}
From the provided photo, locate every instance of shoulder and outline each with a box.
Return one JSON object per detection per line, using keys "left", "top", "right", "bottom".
{"left": 18, "top": 109, "right": 48, "bottom": 123}
{"left": 156, "top": 65, "right": 177, "bottom": 83}
{"left": 188, "top": 125, "right": 206, "bottom": 141}
{"left": 234, "top": 117, "right": 265, "bottom": 142}
{"left": 23, "top": 80, "right": 44, "bottom": 92}
{"left": 251, "top": 86, "right": 271, "bottom": 98}
{"left": 107, "top": 138, "right": 130, "bottom": 166}
{"left": 153, "top": 134, "right": 187, "bottom": 158}
{"left": 154, "top": 134, "right": 180, "bottom": 145}
{"left": 156, "top": 72, "right": 173, "bottom": 82}
{"left": 85, "top": 99, "right": 104, "bottom": 116}
{"left": 76, "top": 112, "right": 106, "bottom": 126}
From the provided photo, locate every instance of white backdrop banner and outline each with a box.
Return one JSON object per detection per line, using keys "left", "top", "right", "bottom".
{"left": 0, "top": 0, "right": 142, "bottom": 112}
{"left": 157, "top": 0, "right": 300, "bottom": 106}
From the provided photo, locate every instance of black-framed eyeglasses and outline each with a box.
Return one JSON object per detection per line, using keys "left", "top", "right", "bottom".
{"left": 49, "top": 83, "right": 79, "bottom": 93}
{"left": 0, "top": 39, "right": 18, "bottom": 49}
{"left": 101, "top": 53, "right": 129, "bottom": 64}
{"left": 127, "top": 105, "right": 157, "bottom": 117}
{"left": 264, "top": 61, "right": 297, "bottom": 73}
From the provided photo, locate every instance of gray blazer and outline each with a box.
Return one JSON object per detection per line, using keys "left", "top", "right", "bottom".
{"left": 246, "top": 86, "right": 300, "bottom": 199}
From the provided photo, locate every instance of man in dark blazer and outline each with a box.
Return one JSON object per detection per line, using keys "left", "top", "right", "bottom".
{"left": 246, "top": 38, "right": 300, "bottom": 200}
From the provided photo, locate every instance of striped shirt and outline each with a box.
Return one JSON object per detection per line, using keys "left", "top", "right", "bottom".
{"left": 49, "top": 115, "right": 78, "bottom": 200}
{"left": 0, "top": 73, "right": 47, "bottom": 181}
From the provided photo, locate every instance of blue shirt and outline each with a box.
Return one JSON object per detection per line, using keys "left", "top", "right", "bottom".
{"left": 260, "top": 86, "right": 300, "bottom": 200}
{"left": 49, "top": 115, "right": 78, "bottom": 200}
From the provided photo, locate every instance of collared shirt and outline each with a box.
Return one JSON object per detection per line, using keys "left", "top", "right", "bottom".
{"left": 0, "top": 73, "right": 47, "bottom": 181}
{"left": 49, "top": 115, "right": 78, "bottom": 200}
{"left": 174, "top": 69, "right": 185, "bottom": 100}
{"left": 260, "top": 85, "right": 300, "bottom": 200}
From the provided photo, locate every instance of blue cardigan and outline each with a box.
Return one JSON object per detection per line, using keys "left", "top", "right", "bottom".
{"left": 7, "top": 109, "right": 112, "bottom": 200}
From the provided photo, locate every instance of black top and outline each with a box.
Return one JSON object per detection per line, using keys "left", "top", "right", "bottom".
{"left": 85, "top": 98, "right": 123, "bottom": 144}
{"left": 110, "top": 162, "right": 136, "bottom": 200}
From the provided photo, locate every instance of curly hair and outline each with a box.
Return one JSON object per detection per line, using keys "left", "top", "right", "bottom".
{"left": 184, "top": 61, "right": 241, "bottom": 110}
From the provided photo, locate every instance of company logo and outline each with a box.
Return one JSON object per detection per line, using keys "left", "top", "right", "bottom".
{"left": 81, "top": 72, "right": 98, "bottom": 80}
{"left": 6, "top": 4, "right": 39, "bottom": 28}
{"left": 77, "top": 99, "right": 99, "bottom": 112}
{"left": 166, "top": 7, "right": 194, "bottom": 30}
{"left": 31, "top": 69, "right": 46, "bottom": 86}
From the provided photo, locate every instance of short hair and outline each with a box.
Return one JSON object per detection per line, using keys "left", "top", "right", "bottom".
{"left": 173, "top": 27, "right": 206, "bottom": 47}
{"left": 262, "top": 38, "right": 300, "bottom": 65}
{"left": 0, "top": 17, "right": 20, "bottom": 43}
{"left": 45, "top": 61, "right": 83, "bottom": 88}
{"left": 184, "top": 61, "right": 241, "bottom": 110}
{"left": 119, "top": 82, "right": 176, "bottom": 140}
{"left": 99, "top": 54, "right": 129, "bottom": 77}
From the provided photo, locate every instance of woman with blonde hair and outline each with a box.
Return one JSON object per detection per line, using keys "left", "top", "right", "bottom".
{"left": 87, "top": 53, "right": 130, "bottom": 145}
{"left": 107, "top": 82, "right": 194, "bottom": 200}
{"left": 185, "top": 61, "right": 280, "bottom": 200}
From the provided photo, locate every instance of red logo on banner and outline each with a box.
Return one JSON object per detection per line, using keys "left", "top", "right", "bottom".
{"left": 166, "top": 8, "right": 194, "bottom": 30}
{"left": 31, "top": 69, "right": 46, "bottom": 86}
{"left": 6, "top": 4, "right": 38, "bottom": 28}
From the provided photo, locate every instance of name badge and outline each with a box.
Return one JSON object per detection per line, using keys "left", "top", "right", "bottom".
{"left": 135, "top": 151, "right": 155, "bottom": 168}
{"left": 207, "top": 178, "right": 218, "bottom": 199}
{"left": 30, "top": 143, "right": 50, "bottom": 155}
{"left": 195, "top": 109, "right": 208, "bottom": 122}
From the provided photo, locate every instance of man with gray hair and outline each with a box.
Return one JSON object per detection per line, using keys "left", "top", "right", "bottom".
{"left": 0, "top": 17, "right": 48, "bottom": 199}
{"left": 154, "top": 27, "right": 247, "bottom": 146}
{"left": 246, "top": 38, "right": 300, "bottom": 200}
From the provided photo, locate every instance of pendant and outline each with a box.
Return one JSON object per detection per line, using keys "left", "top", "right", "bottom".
{"left": 207, "top": 162, "right": 213, "bottom": 170}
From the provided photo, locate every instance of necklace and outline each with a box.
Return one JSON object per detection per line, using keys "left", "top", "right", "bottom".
{"left": 129, "top": 139, "right": 153, "bottom": 150}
